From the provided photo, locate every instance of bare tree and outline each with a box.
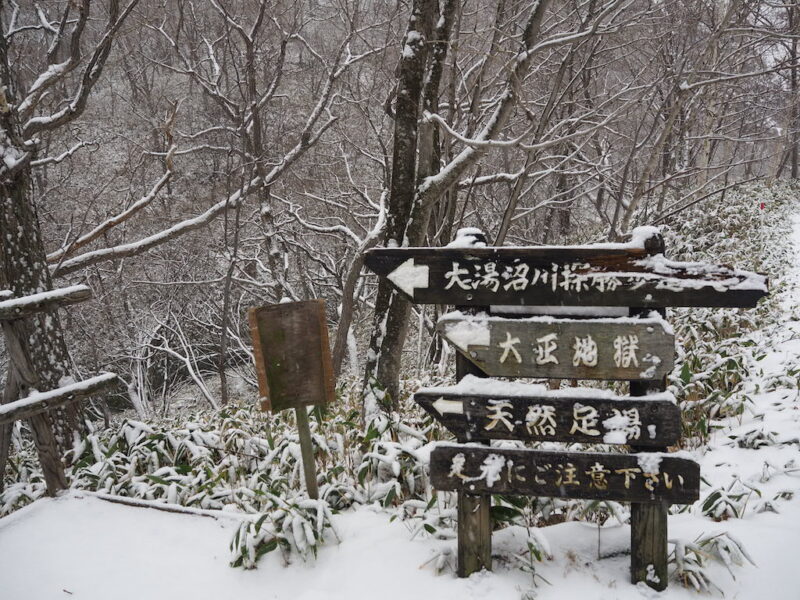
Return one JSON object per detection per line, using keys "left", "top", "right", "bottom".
{"left": 0, "top": 0, "right": 140, "bottom": 493}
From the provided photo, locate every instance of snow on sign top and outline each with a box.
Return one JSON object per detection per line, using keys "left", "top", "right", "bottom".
{"left": 436, "top": 311, "right": 675, "bottom": 381}
{"left": 364, "top": 228, "right": 768, "bottom": 308}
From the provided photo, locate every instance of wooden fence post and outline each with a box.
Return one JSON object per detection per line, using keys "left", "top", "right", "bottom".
{"left": 0, "top": 286, "right": 114, "bottom": 496}
{"left": 630, "top": 231, "right": 669, "bottom": 591}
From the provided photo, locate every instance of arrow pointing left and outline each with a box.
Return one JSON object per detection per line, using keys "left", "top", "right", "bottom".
{"left": 386, "top": 258, "right": 429, "bottom": 298}
{"left": 431, "top": 397, "right": 463, "bottom": 415}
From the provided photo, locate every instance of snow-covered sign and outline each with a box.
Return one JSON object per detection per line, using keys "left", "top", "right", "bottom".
{"left": 414, "top": 386, "right": 680, "bottom": 447}
{"left": 364, "top": 242, "right": 768, "bottom": 308}
{"left": 430, "top": 445, "right": 699, "bottom": 504}
{"left": 396, "top": 226, "right": 764, "bottom": 590}
{"left": 437, "top": 312, "right": 674, "bottom": 381}
{"left": 248, "top": 299, "right": 334, "bottom": 413}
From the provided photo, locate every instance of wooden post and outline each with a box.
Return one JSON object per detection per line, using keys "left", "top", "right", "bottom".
{"left": 454, "top": 229, "right": 492, "bottom": 578}
{"left": 630, "top": 487, "right": 668, "bottom": 590}
{"left": 455, "top": 348, "right": 492, "bottom": 577}
{"left": 629, "top": 348, "right": 669, "bottom": 590}
{"left": 29, "top": 413, "right": 68, "bottom": 495}
{"left": 630, "top": 231, "right": 669, "bottom": 591}
{"left": 295, "top": 406, "right": 319, "bottom": 500}
{"left": 0, "top": 286, "right": 104, "bottom": 496}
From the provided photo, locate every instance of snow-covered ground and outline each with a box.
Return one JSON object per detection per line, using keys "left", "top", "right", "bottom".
{"left": 0, "top": 484, "right": 797, "bottom": 599}
{"left": 2, "top": 215, "right": 800, "bottom": 599}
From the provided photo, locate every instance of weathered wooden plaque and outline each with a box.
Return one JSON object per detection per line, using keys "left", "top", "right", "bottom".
{"left": 437, "top": 313, "right": 674, "bottom": 381}
{"left": 415, "top": 389, "right": 680, "bottom": 447}
{"left": 248, "top": 299, "right": 334, "bottom": 413}
{"left": 364, "top": 247, "right": 768, "bottom": 308}
{"left": 431, "top": 445, "right": 699, "bottom": 504}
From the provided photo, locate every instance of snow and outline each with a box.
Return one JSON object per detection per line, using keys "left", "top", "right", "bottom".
{"left": 3, "top": 212, "right": 800, "bottom": 599}
{"left": 0, "top": 493, "right": 531, "bottom": 600}
{"left": 0, "top": 372, "right": 117, "bottom": 419}
{"left": 419, "top": 374, "right": 676, "bottom": 404}
{"left": 602, "top": 413, "right": 633, "bottom": 444}
{"left": 441, "top": 310, "right": 674, "bottom": 336}
{"left": 446, "top": 228, "right": 487, "bottom": 248}
{"left": 0, "top": 284, "right": 90, "bottom": 311}
{"left": 442, "top": 310, "right": 667, "bottom": 327}
{"left": 634, "top": 254, "right": 768, "bottom": 292}
{"left": 480, "top": 454, "right": 506, "bottom": 487}
{"left": 398, "top": 226, "right": 664, "bottom": 253}
{"left": 490, "top": 305, "right": 629, "bottom": 317}
{"left": 3, "top": 489, "right": 799, "bottom": 599}
{"left": 636, "top": 453, "right": 663, "bottom": 474}
{"left": 629, "top": 226, "right": 661, "bottom": 247}
{"left": 17, "top": 60, "right": 70, "bottom": 114}
{"left": 440, "top": 313, "right": 490, "bottom": 350}
{"left": 402, "top": 31, "right": 422, "bottom": 59}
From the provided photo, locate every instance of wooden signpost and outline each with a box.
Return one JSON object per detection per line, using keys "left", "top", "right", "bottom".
{"left": 415, "top": 387, "right": 681, "bottom": 447}
{"left": 437, "top": 313, "right": 674, "bottom": 380}
{"left": 430, "top": 446, "right": 699, "bottom": 504}
{"left": 248, "top": 299, "right": 335, "bottom": 500}
{"left": 365, "top": 227, "right": 768, "bottom": 590}
{"left": 363, "top": 244, "right": 767, "bottom": 308}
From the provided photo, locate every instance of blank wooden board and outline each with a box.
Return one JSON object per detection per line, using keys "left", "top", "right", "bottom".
{"left": 248, "top": 299, "right": 334, "bottom": 413}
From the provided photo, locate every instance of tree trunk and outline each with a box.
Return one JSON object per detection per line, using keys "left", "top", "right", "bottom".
{"left": 0, "top": 25, "right": 76, "bottom": 494}
{"left": 361, "top": 0, "right": 436, "bottom": 416}
{"left": 787, "top": 5, "right": 798, "bottom": 179}
{"left": 362, "top": 0, "right": 552, "bottom": 416}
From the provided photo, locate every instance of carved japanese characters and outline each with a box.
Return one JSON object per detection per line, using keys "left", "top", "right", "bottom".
{"left": 364, "top": 247, "right": 768, "bottom": 307}
{"left": 414, "top": 385, "right": 681, "bottom": 447}
{"left": 431, "top": 446, "right": 700, "bottom": 504}
{"left": 438, "top": 314, "right": 674, "bottom": 380}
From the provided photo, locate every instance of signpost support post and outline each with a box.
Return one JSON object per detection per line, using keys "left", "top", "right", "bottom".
{"left": 629, "top": 232, "right": 669, "bottom": 590}
{"left": 295, "top": 405, "right": 320, "bottom": 500}
{"left": 455, "top": 328, "right": 491, "bottom": 576}
{"left": 453, "top": 229, "right": 492, "bottom": 577}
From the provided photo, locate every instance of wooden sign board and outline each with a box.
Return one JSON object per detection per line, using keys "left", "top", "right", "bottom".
{"left": 415, "top": 389, "right": 680, "bottom": 447}
{"left": 431, "top": 445, "right": 700, "bottom": 504}
{"left": 364, "top": 247, "right": 768, "bottom": 308}
{"left": 437, "top": 313, "right": 674, "bottom": 381}
{"left": 248, "top": 299, "right": 334, "bottom": 413}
